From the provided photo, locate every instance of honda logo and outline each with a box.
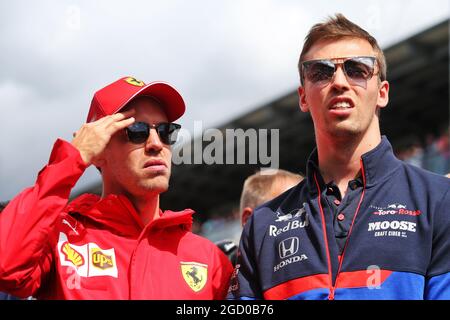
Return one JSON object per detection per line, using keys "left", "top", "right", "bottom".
{"left": 279, "top": 237, "right": 299, "bottom": 259}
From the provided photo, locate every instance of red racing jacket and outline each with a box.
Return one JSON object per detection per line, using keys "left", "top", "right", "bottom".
{"left": 0, "top": 139, "right": 233, "bottom": 299}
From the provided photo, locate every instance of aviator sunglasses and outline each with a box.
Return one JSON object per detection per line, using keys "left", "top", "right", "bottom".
{"left": 300, "top": 56, "right": 379, "bottom": 87}
{"left": 125, "top": 122, "right": 181, "bottom": 145}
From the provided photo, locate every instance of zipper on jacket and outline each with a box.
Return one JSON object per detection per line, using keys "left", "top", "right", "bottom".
{"left": 313, "top": 159, "right": 367, "bottom": 300}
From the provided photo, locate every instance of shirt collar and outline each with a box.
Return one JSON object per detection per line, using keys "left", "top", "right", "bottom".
{"left": 306, "top": 136, "right": 401, "bottom": 194}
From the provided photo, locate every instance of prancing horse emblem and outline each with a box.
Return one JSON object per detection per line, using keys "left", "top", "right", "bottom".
{"left": 180, "top": 262, "right": 208, "bottom": 292}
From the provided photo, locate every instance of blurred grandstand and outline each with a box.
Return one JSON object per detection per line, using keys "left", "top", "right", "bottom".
{"left": 77, "top": 19, "right": 449, "bottom": 243}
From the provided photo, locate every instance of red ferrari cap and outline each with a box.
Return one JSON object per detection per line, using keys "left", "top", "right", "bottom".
{"left": 86, "top": 76, "right": 185, "bottom": 123}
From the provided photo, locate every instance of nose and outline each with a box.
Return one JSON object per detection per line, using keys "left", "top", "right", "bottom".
{"left": 144, "top": 128, "right": 163, "bottom": 153}
{"left": 330, "top": 65, "right": 350, "bottom": 91}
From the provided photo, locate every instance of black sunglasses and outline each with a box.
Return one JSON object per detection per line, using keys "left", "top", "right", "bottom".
{"left": 125, "top": 122, "right": 181, "bottom": 145}
{"left": 301, "top": 56, "right": 379, "bottom": 87}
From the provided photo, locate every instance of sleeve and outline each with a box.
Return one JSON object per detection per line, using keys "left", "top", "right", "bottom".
{"left": 424, "top": 186, "right": 450, "bottom": 300}
{"left": 0, "top": 139, "right": 87, "bottom": 298}
{"left": 227, "top": 215, "right": 263, "bottom": 300}
{"left": 211, "top": 245, "right": 234, "bottom": 300}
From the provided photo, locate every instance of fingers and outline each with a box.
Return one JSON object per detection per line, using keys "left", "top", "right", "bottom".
{"left": 71, "top": 110, "right": 137, "bottom": 166}
{"left": 105, "top": 109, "right": 136, "bottom": 122}
{"left": 111, "top": 109, "right": 136, "bottom": 121}
{"left": 92, "top": 109, "right": 135, "bottom": 126}
{"left": 111, "top": 116, "right": 136, "bottom": 132}
{"left": 107, "top": 115, "right": 134, "bottom": 132}
{"left": 87, "top": 111, "right": 136, "bottom": 134}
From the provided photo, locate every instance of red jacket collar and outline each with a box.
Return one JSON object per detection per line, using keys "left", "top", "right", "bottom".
{"left": 65, "top": 194, "right": 194, "bottom": 237}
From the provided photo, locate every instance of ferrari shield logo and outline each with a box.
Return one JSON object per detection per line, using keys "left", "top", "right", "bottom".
{"left": 181, "top": 262, "right": 208, "bottom": 292}
{"left": 125, "top": 77, "right": 145, "bottom": 87}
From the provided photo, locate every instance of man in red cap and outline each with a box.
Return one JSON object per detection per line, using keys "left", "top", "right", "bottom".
{"left": 0, "top": 76, "right": 233, "bottom": 299}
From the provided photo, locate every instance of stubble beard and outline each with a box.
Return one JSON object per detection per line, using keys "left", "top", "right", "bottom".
{"left": 135, "top": 172, "right": 170, "bottom": 196}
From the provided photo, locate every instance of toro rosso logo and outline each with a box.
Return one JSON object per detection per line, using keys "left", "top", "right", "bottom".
{"left": 387, "top": 203, "right": 406, "bottom": 209}
{"left": 370, "top": 203, "right": 421, "bottom": 216}
{"left": 368, "top": 203, "right": 420, "bottom": 239}
{"left": 275, "top": 207, "right": 306, "bottom": 222}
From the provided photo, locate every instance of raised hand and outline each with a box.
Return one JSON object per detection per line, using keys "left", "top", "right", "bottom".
{"left": 71, "top": 111, "right": 135, "bottom": 166}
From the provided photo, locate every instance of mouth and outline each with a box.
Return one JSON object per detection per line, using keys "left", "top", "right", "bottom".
{"left": 328, "top": 97, "right": 355, "bottom": 116}
{"left": 328, "top": 97, "right": 355, "bottom": 110}
{"left": 143, "top": 159, "right": 167, "bottom": 171}
{"left": 330, "top": 101, "right": 353, "bottom": 110}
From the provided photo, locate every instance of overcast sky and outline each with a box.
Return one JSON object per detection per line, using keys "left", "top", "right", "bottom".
{"left": 1, "top": 0, "right": 449, "bottom": 201}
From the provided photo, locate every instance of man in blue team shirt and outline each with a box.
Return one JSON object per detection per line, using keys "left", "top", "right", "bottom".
{"left": 228, "top": 14, "right": 450, "bottom": 300}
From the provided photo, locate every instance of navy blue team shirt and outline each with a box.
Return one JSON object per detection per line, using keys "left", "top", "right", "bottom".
{"left": 228, "top": 136, "right": 450, "bottom": 300}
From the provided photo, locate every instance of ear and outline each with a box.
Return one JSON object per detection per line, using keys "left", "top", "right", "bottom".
{"left": 241, "top": 207, "right": 253, "bottom": 227}
{"left": 377, "top": 80, "right": 389, "bottom": 109}
{"left": 298, "top": 86, "right": 309, "bottom": 113}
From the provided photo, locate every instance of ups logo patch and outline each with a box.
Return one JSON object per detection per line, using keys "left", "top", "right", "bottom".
{"left": 91, "top": 248, "right": 114, "bottom": 270}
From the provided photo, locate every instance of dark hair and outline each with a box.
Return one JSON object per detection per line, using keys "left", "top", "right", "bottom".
{"left": 298, "top": 13, "right": 387, "bottom": 84}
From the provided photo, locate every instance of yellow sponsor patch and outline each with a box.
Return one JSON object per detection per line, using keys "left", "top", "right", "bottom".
{"left": 91, "top": 248, "right": 114, "bottom": 270}
{"left": 57, "top": 233, "right": 118, "bottom": 278}
{"left": 125, "top": 77, "right": 145, "bottom": 87}
{"left": 181, "top": 262, "right": 208, "bottom": 292}
{"left": 61, "top": 242, "right": 85, "bottom": 268}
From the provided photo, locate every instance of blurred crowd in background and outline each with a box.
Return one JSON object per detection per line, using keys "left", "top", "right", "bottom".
{"left": 395, "top": 130, "right": 449, "bottom": 175}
